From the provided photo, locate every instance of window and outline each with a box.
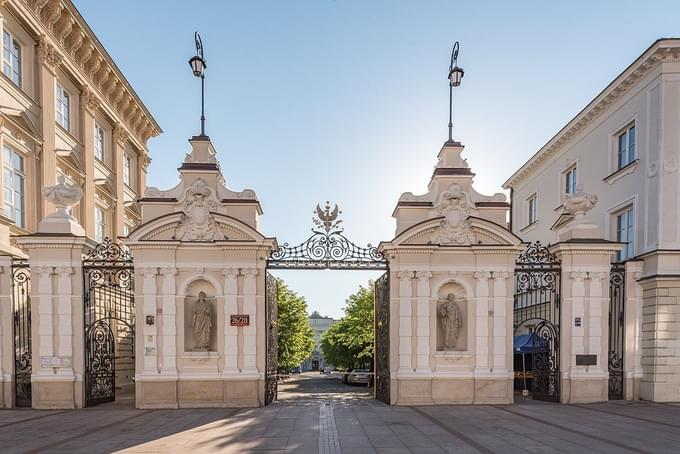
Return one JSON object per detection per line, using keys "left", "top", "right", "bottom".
{"left": 123, "top": 154, "right": 131, "bottom": 186}
{"left": 615, "top": 207, "right": 634, "bottom": 261}
{"left": 527, "top": 195, "right": 537, "bottom": 225}
{"left": 56, "top": 83, "right": 70, "bottom": 130}
{"left": 2, "top": 30, "right": 21, "bottom": 87}
{"left": 564, "top": 166, "right": 577, "bottom": 195}
{"left": 94, "top": 207, "right": 105, "bottom": 242}
{"left": 94, "top": 126, "right": 104, "bottom": 161}
{"left": 617, "top": 124, "right": 636, "bottom": 169}
{"left": 2, "top": 145, "right": 24, "bottom": 228}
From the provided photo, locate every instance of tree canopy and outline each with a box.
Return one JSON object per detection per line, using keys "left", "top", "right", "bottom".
{"left": 276, "top": 279, "right": 315, "bottom": 371}
{"left": 320, "top": 281, "right": 374, "bottom": 370}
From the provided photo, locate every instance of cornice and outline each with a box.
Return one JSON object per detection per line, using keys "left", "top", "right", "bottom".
{"left": 13, "top": 0, "right": 162, "bottom": 147}
{"left": 504, "top": 39, "right": 680, "bottom": 189}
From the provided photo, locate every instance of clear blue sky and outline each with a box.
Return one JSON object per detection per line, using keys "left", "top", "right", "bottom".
{"left": 76, "top": 0, "right": 679, "bottom": 319}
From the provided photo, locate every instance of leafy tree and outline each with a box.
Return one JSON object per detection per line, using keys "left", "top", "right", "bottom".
{"left": 320, "top": 281, "right": 375, "bottom": 370}
{"left": 276, "top": 279, "right": 315, "bottom": 371}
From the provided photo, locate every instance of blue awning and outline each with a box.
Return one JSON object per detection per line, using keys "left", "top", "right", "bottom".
{"left": 513, "top": 333, "right": 548, "bottom": 354}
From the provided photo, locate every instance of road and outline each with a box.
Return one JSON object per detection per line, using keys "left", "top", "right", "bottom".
{"left": 277, "top": 371, "right": 372, "bottom": 404}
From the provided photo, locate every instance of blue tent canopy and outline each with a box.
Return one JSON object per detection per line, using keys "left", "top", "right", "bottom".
{"left": 513, "top": 333, "right": 548, "bottom": 354}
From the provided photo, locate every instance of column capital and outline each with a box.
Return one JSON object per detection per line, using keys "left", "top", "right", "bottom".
{"left": 37, "top": 36, "right": 63, "bottom": 74}
{"left": 415, "top": 271, "right": 432, "bottom": 280}
{"left": 587, "top": 271, "right": 606, "bottom": 282}
{"left": 474, "top": 271, "right": 491, "bottom": 281}
{"left": 55, "top": 265, "right": 74, "bottom": 276}
{"left": 221, "top": 268, "right": 239, "bottom": 278}
{"left": 114, "top": 124, "right": 130, "bottom": 147}
{"left": 35, "top": 265, "right": 54, "bottom": 276}
{"left": 242, "top": 267, "right": 258, "bottom": 277}
{"left": 160, "top": 267, "right": 178, "bottom": 278}
{"left": 141, "top": 267, "right": 158, "bottom": 278}
{"left": 570, "top": 271, "right": 588, "bottom": 281}
{"left": 492, "top": 271, "right": 510, "bottom": 281}
{"left": 397, "top": 271, "right": 414, "bottom": 282}
{"left": 81, "top": 86, "right": 100, "bottom": 114}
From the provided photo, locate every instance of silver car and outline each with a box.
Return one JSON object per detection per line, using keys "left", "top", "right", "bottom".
{"left": 347, "top": 369, "right": 371, "bottom": 385}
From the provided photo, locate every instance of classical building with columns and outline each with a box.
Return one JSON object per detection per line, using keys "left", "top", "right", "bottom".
{"left": 0, "top": 0, "right": 160, "bottom": 254}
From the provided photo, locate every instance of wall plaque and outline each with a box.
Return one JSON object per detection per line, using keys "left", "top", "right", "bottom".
{"left": 575, "top": 354, "right": 597, "bottom": 366}
{"left": 230, "top": 314, "right": 250, "bottom": 326}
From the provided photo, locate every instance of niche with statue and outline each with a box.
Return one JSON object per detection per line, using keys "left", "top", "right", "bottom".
{"left": 184, "top": 280, "right": 218, "bottom": 352}
{"left": 436, "top": 282, "right": 468, "bottom": 351}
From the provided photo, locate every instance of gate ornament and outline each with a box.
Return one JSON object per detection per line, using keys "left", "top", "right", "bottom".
{"left": 432, "top": 183, "right": 475, "bottom": 245}
{"left": 268, "top": 202, "right": 386, "bottom": 270}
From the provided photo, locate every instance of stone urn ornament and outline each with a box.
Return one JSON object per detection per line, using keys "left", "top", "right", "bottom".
{"left": 38, "top": 175, "right": 85, "bottom": 235}
{"left": 562, "top": 184, "right": 598, "bottom": 219}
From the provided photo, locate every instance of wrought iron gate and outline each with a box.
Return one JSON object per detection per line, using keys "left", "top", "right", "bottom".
{"left": 264, "top": 272, "right": 278, "bottom": 405}
{"left": 513, "top": 242, "right": 561, "bottom": 402}
{"left": 82, "top": 239, "right": 135, "bottom": 407}
{"left": 374, "top": 272, "right": 390, "bottom": 404}
{"left": 608, "top": 263, "right": 625, "bottom": 400}
{"left": 11, "top": 258, "right": 31, "bottom": 407}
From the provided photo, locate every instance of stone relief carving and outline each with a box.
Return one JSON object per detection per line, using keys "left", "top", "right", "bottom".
{"left": 562, "top": 185, "right": 597, "bottom": 217}
{"left": 191, "top": 291, "right": 213, "bottom": 350}
{"left": 432, "top": 183, "right": 476, "bottom": 245}
{"left": 438, "top": 293, "right": 464, "bottom": 350}
{"left": 174, "top": 179, "right": 225, "bottom": 241}
{"left": 41, "top": 175, "right": 83, "bottom": 219}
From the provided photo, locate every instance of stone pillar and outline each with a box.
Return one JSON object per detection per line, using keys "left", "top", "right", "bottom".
{"left": 0, "top": 256, "right": 12, "bottom": 407}
{"left": 113, "top": 128, "right": 129, "bottom": 238}
{"left": 415, "top": 271, "right": 432, "bottom": 373}
{"left": 551, "top": 243, "right": 620, "bottom": 404}
{"left": 140, "top": 267, "right": 158, "bottom": 376}
{"left": 473, "top": 271, "right": 490, "bottom": 374}
{"left": 160, "top": 267, "right": 177, "bottom": 376}
{"left": 222, "top": 268, "right": 239, "bottom": 375}
{"left": 242, "top": 268, "right": 258, "bottom": 375}
{"left": 491, "top": 271, "right": 510, "bottom": 374}
{"left": 397, "top": 271, "right": 413, "bottom": 373}
{"left": 623, "top": 261, "right": 643, "bottom": 400}
{"left": 15, "top": 236, "right": 94, "bottom": 409}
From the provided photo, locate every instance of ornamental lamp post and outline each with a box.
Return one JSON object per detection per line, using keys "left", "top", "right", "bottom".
{"left": 447, "top": 41, "right": 464, "bottom": 143}
{"left": 188, "top": 32, "right": 207, "bottom": 137}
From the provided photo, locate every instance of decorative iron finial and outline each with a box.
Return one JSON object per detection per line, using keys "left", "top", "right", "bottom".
{"left": 313, "top": 201, "right": 342, "bottom": 233}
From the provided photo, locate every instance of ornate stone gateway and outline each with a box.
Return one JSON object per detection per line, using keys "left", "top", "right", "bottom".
{"left": 608, "top": 263, "right": 625, "bottom": 400}
{"left": 82, "top": 239, "right": 135, "bottom": 407}
{"left": 513, "top": 242, "right": 561, "bottom": 402}
{"left": 266, "top": 202, "right": 389, "bottom": 404}
{"left": 11, "top": 258, "right": 31, "bottom": 407}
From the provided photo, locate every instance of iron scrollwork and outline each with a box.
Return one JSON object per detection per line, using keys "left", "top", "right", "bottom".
{"left": 608, "top": 264, "right": 625, "bottom": 400}
{"left": 374, "top": 272, "right": 390, "bottom": 404}
{"left": 268, "top": 202, "right": 387, "bottom": 270}
{"left": 264, "top": 272, "right": 278, "bottom": 405}
{"left": 11, "top": 258, "right": 31, "bottom": 407}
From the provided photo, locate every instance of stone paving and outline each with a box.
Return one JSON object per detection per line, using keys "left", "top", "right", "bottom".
{"left": 0, "top": 374, "right": 678, "bottom": 453}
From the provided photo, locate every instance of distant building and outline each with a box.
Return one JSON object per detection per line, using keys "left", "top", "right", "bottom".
{"left": 301, "top": 311, "right": 336, "bottom": 371}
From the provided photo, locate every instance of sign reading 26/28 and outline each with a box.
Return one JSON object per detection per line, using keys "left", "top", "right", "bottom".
{"left": 230, "top": 315, "right": 250, "bottom": 326}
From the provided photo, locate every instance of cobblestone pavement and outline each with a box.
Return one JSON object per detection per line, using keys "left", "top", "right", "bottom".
{"left": 0, "top": 375, "right": 679, "bottom": 453}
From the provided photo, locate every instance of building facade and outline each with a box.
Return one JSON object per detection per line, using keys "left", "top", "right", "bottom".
{"left": 301, "top": 311, "right": 335, "bottom": 371}
{"left": 0, "top": 0, "right": 160, "bottom": 255}
{"left": 504, "top": 39, "right": 680, "bottom": 402}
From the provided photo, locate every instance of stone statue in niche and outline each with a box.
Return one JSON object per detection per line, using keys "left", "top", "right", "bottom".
{"left": 174, "top": 179, "right": 225, "bottom": 241}
{"left": 438, "top": 293, "right": 463, "bottom": 349}
{"left": 192, "top": 291, "right": 212, "bottom": 350}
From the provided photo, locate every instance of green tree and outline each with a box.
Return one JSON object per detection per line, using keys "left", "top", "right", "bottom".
{"left": 277, "top": 279, "right": 315, "bottom": 371}
{"left": 320, "top": 281, "right": 375, "bottom": 369}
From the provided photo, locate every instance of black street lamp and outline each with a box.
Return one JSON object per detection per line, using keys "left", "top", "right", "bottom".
{"left": 447, "top": 41, "right": 464, "bottom": 143}
{"left": 188, "top": 32, "right": 207, "bottom": 137}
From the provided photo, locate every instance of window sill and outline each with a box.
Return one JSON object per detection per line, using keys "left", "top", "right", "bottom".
{"left": 604, "top": 159, "right": 639, "bottom": 184}
{"left": 520, "top": 221, "right": 538, "bottom": 233}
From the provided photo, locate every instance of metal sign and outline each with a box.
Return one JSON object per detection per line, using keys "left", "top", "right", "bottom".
{"left": 230, "top": 314, "right": 250, "bottom": 327}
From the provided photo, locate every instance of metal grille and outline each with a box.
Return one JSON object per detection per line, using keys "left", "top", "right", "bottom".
{"left": 374, "top": 272, "right": 390, "bottom": 404}
{"left": 608, "top": 263, "right": 625, "bottom": 400}
{"left": 83, "top": 238, "right": 135, "bottom": 407}
{"left": 11, "top": 258, "right": 31, "bottom": 407}
{"left": 264, "top": 272, "right": 278, "bottom": 405}
{"left": 513, "top": 241, "right": 561, "bottom": 402}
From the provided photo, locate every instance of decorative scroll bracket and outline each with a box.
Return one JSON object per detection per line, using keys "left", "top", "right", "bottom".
{"left": 267, "top": 202, "right": 388, "bottom": 270}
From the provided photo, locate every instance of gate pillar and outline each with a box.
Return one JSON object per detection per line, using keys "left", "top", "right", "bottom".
{"left": 15, "top": 182, "right": 94, "bottom": 409}
{"left": 551, "top": 211, "right": 621, "bottom": 404}
{"left": 0, "top": 255, "right": 13, "bottom": 407}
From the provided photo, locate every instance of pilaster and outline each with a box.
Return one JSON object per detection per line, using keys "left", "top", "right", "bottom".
{"left": 473, "top": 271, "right": 490, "bottom": 374}
{"left": 0, "top": 257, "right": 12, "bottom": 407}
{"left": 160, "top": 267, "right": 177, "bottom": 376}
{"left": 415, "top": 271, "right": 432, "bottom": 373}
{"left": 80, "top": 87, "right": 97, "bottom": 239}
{"left": 623, "top": 261, "right": 643, "bottom": 400}
{"left": 242, "top": 268, "right": 258, "bottom": 374}
{"left": 140, "top": 267, "right": 158, "bottom": 376}
{"left": 222, "top": 268, "right": 239, "bottom": 374}
{"left": 113, "top": 127, "right": 128, "bottom": 238}
{"left": 491, "top": 271, "right": 510, "bottom": 373}
{"left": 397, "top": 271, "right": 413, "bottom": 372}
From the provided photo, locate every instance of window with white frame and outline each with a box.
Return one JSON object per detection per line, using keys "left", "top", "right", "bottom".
{"left": 564, "top": 166, "right": 577, "bottom": 195}
{"left": 615, "top": 206, "right": 634, "bottom": 261}
{"left": 2, "top": 145, "right": 24, "bottom": 228}
{"left": 123, "top": 153, "right": 131, "bottom": 186}
{"left": 56, "top": 83, "right": 70, "bottom": 130}
{"left": 527, "top": 194, "right": 537, "bottom": 225}
{"left": 94, "top": 207, "right": 105, "bottom": 242}
{"left": 94, "top": 125, "right": 104, "bottom": 161}
{"left": 2, "top": 30, "right": 21, "bottom": 87}
{"left": 617, "top": 124, "right": 636, "bottom": 169}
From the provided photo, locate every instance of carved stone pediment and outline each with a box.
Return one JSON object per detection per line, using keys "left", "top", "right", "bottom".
{"left": 431, "top": 183, "right": 477, "bottom": 245}
{"left": 396, "top": 216, "right": 520, "bottom": 247}
{"left": 172, "top": 179, "right": 225, "bottom": 242}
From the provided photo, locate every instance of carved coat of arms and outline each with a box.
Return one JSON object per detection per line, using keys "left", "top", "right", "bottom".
{"left": 432, "top": 183, "right": 475, "bottom": 245}
{"left": 174, "top": 179, "right": 225, "bottom": 241}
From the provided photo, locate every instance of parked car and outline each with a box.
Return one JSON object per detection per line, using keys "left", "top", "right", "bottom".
{"left": 290, "top": 367, "right": 301, "bottom": 374}
{"left": 347, "top": 368, "right": 372, "bottom": 386}
{"left": 323, "top": 368, "right": 332, "bottom": 375}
